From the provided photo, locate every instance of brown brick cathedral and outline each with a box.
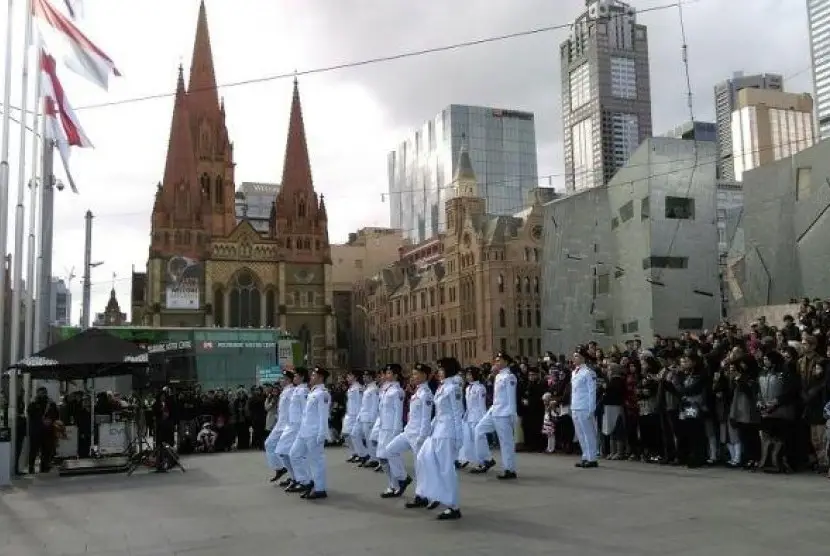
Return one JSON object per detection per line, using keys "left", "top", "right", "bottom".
{"left": 137, "top": 2, "right": 335, "bottom": 366}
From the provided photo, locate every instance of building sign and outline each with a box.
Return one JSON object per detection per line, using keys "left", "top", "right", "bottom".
{"left": 257, "top": 365, "right": 282, "bottom": 385}
{"left": 148, "top": 341, "right": 193, "bottom": 353}
{"left": 200, "top": 341, "right": 277, "bottom": 350}
{"left": 164, "top": 256, "right": 203, "bottom": 310}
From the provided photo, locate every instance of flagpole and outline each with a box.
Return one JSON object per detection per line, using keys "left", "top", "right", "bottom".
{"left": 25, "top": 31, "right": 42, "bottom": 359}
{"left": 0, "top": 0, "right": 16, "bottom": 416}
{"left": 9, "top": 0, "right": 35, "bottom": 472}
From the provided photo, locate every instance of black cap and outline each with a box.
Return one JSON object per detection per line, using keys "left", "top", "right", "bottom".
{"left": 313, "top": 366, "right": 330, "bottom": 381}
{"left": 295, "top": 367, "right": 309, "bottom": 381}
{"left": 385, "top": 363, "right": 403, "bottom": 375}
{"left": 283, "top": 369, "right": 295, "bottom": 380}
{"left": 437, "top": 357, "right": 461, "bottom": 377}
{"left": 495, "top": 351, "right": 514, "bottom": 364}
{"left": 363, "top": 368, "right": 378, "bottom": 378}
{"left": 413, "top": 363, "right": 432, "bottom": 375}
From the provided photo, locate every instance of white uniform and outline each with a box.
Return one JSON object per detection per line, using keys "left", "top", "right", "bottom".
{"left": 370, "top": 382, "right": 390, "bottom": 445}
{"left": 571, "top": 364, "right": 598, "bottom": 463}
{"left": 274, "top": 383, "right": 309, "bottom": 480}
{"left": 385, "top": 382, "right": 433, "bottom": 485}
{"left": 375, "top": 380, "right": 405, "bottom": 490}
{"left": 459, "top": 381, "right": 487, "bottom": 464}
{"left": 356, "top": 381, "right": 380, "bottom": 461}
{"left": 415, "top": 375, "right": 464, "bottom": 508}
{"left": 289, "top": 384, "right": 331, "bottom": 491}
{"left": 474, "top": 368, "right": 518, "bottom": 472}
{"left": 342, "top": 382, "right": 365, "bottom": 457}
{"left": 264, "top": 384, "right": 294, "bottom": 470}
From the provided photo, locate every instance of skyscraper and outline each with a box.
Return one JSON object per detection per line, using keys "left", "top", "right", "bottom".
{"left": 713, "top": 72, "right": 783, "bottom": 181}
{"left": 387, "top": 104, "right": 538, "bottom": 243}
{"left": 808, "top": 0, "right": 830, "bottom": 140}
{"left": 560, "top": 0, "right": 653, "bottom": 193}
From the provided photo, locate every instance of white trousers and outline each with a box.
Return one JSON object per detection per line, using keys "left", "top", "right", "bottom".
{"left": 343, "top": 415, "right": 363, "bottom": 456}
{"left": 356, "top": 421, "right": 377, "bottom": 460}
{"left": 289, "top": 436, "right": 326, "bottom": 491}
{"left": 572, "top": 409, "right": 598, "bottom": 462}
{"left": 474, "top": 414, "right": 516, "bottom": 471}
{"left": 274, "top": 426, "right": 299, "bottom": 479}
{"left": 384, "top": 432, "right": 417, "bottom": 487}
{"left": 459, "top": 420, "right": 486, "bottom": 463}
{"left": 376, "top": 429, "right": 401, "bottom": 490}
{"left": 264, "top": 427, "right": 282, "bottom": 470}
{"left": 415, "top": 436, "right": 459, "bottom": 509}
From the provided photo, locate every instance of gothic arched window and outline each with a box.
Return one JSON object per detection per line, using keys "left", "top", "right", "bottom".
{"left": 228, "top": 269, "right": 261, "bottom": 327}
{"left": 215, "top": 176, "right": 224, "bottom": 204}
{"left": 265, "top": 289, "right": 276, "bottom": 328}
{"left": 525, "top": 277, "right": 531, "bottom": 293}
{"left": 213, "top": 286, "right": 225, "bottom": 327}
{"left": 298, "top": 324, "right": 311, "bottom": 363}
{"left": 499, "top": 308, "right": 506, "bottom": 328}
{"left": 298, "top": 200, "right": 306, "bottom": 218}
{"left": 526, "top": 305, "right": 532, "bottom": 328}
{"left": 497, "top": 273, "right": 504, "bottom": 293}
{"left": 201, "top": 173, "right": 211, "bottom": 200}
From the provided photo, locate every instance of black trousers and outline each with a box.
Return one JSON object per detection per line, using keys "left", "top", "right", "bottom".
{"left": 679, "top": 418, "right": 707, "bottom": 468}
{"left": 28, "top": 427, "right": 55, "bottom": 473}
{"left": 14, "top": 419, "right": 26, "bottom": 473}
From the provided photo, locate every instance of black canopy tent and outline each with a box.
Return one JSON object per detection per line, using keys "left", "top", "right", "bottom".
{"left": 9, "top": 327, "right": 148, "bottom": 380}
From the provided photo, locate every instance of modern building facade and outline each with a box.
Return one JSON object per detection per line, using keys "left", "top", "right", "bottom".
{"left": 808, "top": 0, "right": 830, "bottom": 140}
{"left": 714, "top": 72, "right": 784, "bottom": 181}
{"left": 387, "top": 104, "right": 538, "bottom": 243}
{"left": 48, "top": 277, "right": 71, "bottom": 326}
{"left": 560, "top": 0, "right": 653, "bottom": 192}
{"left": 731, "top": 88, "right": 814, "bottom": 181}
{"left": 235, "top": 181, "right": 281, "bottom": 233}
{"left": 93, "top": 288, "right": 128, "bottom": 326}
{"left": 362, "top": 144, "right": 548, "bottom": 368}
{"left": 727, "top": 139, "right": 830, "bottom": 308}
{"left": 542, "top": 137, "right": 720, "bottom": 353}
{"left": 662, "top": 120, "right": 717, "bottom": 142}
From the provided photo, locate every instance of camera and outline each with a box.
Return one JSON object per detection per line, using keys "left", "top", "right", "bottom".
{"left": 56, "top": 181, "right": 65, "bottom": 192}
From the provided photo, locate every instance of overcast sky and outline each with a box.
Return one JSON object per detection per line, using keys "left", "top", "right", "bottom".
{"left": 0, "top": 0, "right": 814, "bottom": 324}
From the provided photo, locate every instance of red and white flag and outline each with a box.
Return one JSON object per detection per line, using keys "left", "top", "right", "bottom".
{"left": 33, "top": 0, "right": 120, "bottom": 90}
{"left": 41, "top": 50, "right": 93, "bottom": 193}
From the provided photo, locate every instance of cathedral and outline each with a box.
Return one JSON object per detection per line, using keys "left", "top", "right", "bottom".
{"left": 137, "top": 1, "right": 335, "bottom": 367}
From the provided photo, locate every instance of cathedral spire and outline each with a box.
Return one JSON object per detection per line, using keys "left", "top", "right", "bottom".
{"left": 161, "top": 67, "right": 197, "bottom": 195}
{"left": 187, "top": 0, "right": 219, "bottom": 113}
{"left": 279, "top": 78, "right": 314, "bottom": 194}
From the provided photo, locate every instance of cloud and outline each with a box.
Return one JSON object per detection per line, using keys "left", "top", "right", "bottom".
{"left": 0, "top": 0, "right": 814, "bottom": 331}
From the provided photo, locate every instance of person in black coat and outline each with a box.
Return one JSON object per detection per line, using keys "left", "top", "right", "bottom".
{"left": 519, "top": 367, "right": 548, "bottom": 452}
{"left": 27, "top": 387, "right": 59, "bottom": 474}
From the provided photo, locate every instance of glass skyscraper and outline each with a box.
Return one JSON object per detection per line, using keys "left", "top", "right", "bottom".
{"left": 808, "top": 0, "right": 830, "bottom": 139}
{"left": 387, "top": 104, "right": 538, "bottom": 243}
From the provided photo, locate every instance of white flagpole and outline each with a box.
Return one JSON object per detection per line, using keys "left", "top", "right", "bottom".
{"left": 0, "top": 0, "right": 16, "bottom": 416}
{"left": 9, "top": 0, "right": 34, "bottom": 472}
{"left": 24, "top": 31, "right": 41, "bottom": 359}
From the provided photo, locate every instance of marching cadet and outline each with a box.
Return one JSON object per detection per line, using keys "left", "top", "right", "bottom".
{"left": 470, "top": 352, "right": 518, "bottom": 480}
{"left": 356, "top": 370, "right": 380, "bottom": 468}
{"left": 275, "top": 368, "right": 309, "bottom": 491}
{"left": 343, "top": 370, "right": 365, "bottom": 463}
{"left": 383, "top": 363, "right": 433, "bottom": 498}
{"left": 375, "top": 364, "right": 406, "bottom": 497}
{"left": 370, "top": 370, "right": 392, "bottom": 473}
{"left": 265, "top": 370, "right": 295, "bottom": 483}
{"left": 288, "top": 366, "right": 331, "bottom": 500}
{"left": 457, "top": 366, "right": 487, "bottom": 468}
{"left": 408, "top": 357, "right": 464, "bottom": 520}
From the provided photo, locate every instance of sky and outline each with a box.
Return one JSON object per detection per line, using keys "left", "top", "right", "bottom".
{"left": 0, "top": 0, "right": 815, "bottom": 328}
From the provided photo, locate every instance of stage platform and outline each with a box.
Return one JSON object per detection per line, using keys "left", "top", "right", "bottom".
{"left": 58, "top": 456, "right": 131, "bottom": 477}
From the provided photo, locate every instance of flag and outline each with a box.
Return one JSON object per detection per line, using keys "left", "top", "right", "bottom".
{"left": 33, "top": 0, "right": 120, "bottom": 90}
{"left": 41, "top": 50, "right": 93, "bottom": 194}
{"left": 63, "top": 0, "right": 83, "bottom": 20}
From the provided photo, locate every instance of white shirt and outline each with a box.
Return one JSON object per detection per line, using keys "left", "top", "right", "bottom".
{"left": 405, "top": 383, "right": 433, "bottom": 443}
{"left": 273, "top": 384, "right": 294, "bottom": 432}
{"left": 570, "top": 364, "right": 597, "bottom": 413}
{"left": 488, "top": 368, "right": 518, "bottom": 418}
{"left": 371, "top": 382, "right": 391, "bottom": 439}
{"left": 378, "top": 382, "right": 405, "bottom": 433}
{"left": 286, "top": 383, "right": 309, "bottom": 430}
{"left": 358, "top": 381, "right": 380, "bottom": 423}
{"left": 431, "top": 376, "right": 464, "bottom": 442}
{"left": 343, "top": 382, "right": 364, "bottom": 430}
{"left": 299, "top": 384, "right": 331, "bottom": 440}
{"left": 464, "top": 381, "right": 487, "bottom": 423}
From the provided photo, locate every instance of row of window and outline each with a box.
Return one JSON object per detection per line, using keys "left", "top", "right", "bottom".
{"left": 497, "top": 274, "right": 540, "bottom": 294}
{"left": 497, "top": 305, "right": 542, "bottom": 329}
{"left": 499, "top": 337, "right": 542, "bottom": 359}
{"left": 595, "top": 317, "right": 704, "bottom": 336}
{"left": 381, "top": 334, "right": 543, "bottom": 367}
{"left": 611, "top": 196, "right": 695, "bottom": 229}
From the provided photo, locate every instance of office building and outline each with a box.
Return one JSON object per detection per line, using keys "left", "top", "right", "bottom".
{"left": 560, "top": 0, "right": 653, "bottom": 192}
{"left": 662, "top": 120, "right": 717, "bottom": 142}
{"left": 714, "top": 72, "right": 784, "bottom": 181}
{"left": 731, "top": 88, "right": 814, "bottom": 181}
{"left": 387, "top": 104, "right": 538, "bottom": 243}
{"left": 542, "top": 138, "right": 720, "bottom": 353}
{"left": 48, "top": 277, "right": 72, "bottom": 326}
{"left": 234, "top": 181, "right": 281, "bottom": 233}
{"left": 808, "top": 0, "right": 830, "bottom": 139}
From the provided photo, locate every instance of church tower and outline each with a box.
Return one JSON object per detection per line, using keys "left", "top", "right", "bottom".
{"left": 445, "top": 137, "right": 486, "bottom": 237}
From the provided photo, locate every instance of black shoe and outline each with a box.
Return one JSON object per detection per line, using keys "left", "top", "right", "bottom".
{"left": 366, "top": 460, "right": 379, "bottom": 469}
{"left": 306, "top": 490, "right": 327, "bottom": 500}
{"left": 374, "top": 465, "right": 384, "bottom": 473}
{"left": 404, "top": 496, "right": 429, "bottom": 509}
{"left": 286, "top": 482, "right": 306, "bottom": 493}
{"left": 436, "top": 508, "right": 462, "bottom": 520}
{"left": 497, "top": 470, "right": 517, "bottom": 480}
{"left": 347, "top": 455, "right": 359, "bottom": 463}
{"left": 574, "top": 461, "right": 587, "bottom": 468}
{"left": 270, "top": 468, "right": 287, "bottom": 482}
{"left": 459, "top": 461, "right": 469, "bottom": 469}
{"left": 380, "top": 488, "right": 399, "bottom": 499}
{"left": 299, "top": 482, "right": 315, "bottom": 498}
{"left": 469, "top": 459, "right": 496, "bottom": 474}
{"left": 454, "top": 460, "right": 462, "bottom": 469}
{"left": 357, "top": 456, "right": 370, "bottom": 467}
{"left": 397, "top": 476, "right": 412, "bottom": 496}
{"left": 583, "top": 461, "right": 598, "bottom": 468}
{"left": 278, "top": 477, "right": 292, "bottom": 487}
{"left": 427, "top": 500, "right": 440, "bottom": 510}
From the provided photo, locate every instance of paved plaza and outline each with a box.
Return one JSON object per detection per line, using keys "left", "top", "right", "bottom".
{"left": 0, "top": 449, "right": 826, "bottom": 556}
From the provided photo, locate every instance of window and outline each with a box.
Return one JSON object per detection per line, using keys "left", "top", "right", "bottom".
{"left": 642, "top": 256, "right": 688, "bottom": 270}
{"left": 213, "top": 287, "right": 225, "bottom": 326}
{"left": 429, "top": 288, "right": 435, "bottom": 307}
{"left": 621, "top": 320, "right": 639, "bottom": 334}
{"left": 619, "top": 200, "right": 634, "bottom": 223}
{"left": 665, "top": 196, "right": 695, "bottom": 219}
{"left": 265, "top": 289, "right": 275, "bottom": 328}
{"left": 796, "top": 167, "right": 812, "bottom": 200}
{"left": 678, "top": 317, "right": 704, "bottom": 330}
{"left": 641, "top": 196, "right": 650, "bottom": 220}
{"left": 515, "top": 277, "right": 521, "bottom": 293}
{"left": 610, "top": 113, "right": 639, "bottom": 170}
{"left": 298, "top": 200, "right": 306, "bottom": 218}
{"left": 439, "top": 286, "right": 445, "bottom": 304}
{"left": 526, "top": 305, "right": 532, "bottom": 327}
{"left": 440, "top": 316, "right": 446, "bottom": 335}
{"left": 610, "top": 57, "right": 637, "bottom": 99}
{"left": 594, "top": 319, "right": 610, "bottom": 334}
{"left": 516, "top": 307, "right": 523, "bottom": 327}
{"left": 499, "top": 308, "right": 506, "bottom": 328}
{"left": 430, "top": 316, "right": 436, "bottom": 336}
{"left": 533, "top": 277, "right": 539, "bottom": 294}
{"left": 524, "top": 277, "right": 531, "bottom": 293}
{"left": 354, "top": 259, "right": 363, "bottom": 269}
{"left": 497, "top": 274, "right": 504, "bottom": 293}
{"left": 611, "top": 217, "right": 619, "bottom": 229}
{"left": 214, "top": 175, "right": 224, "bottom": 203}
{"left": 535, "top": 304, "right": 541, "bottom": 327}
{"left": 569, "top": 63, "right": 591, "bottom": 109}
{"left": 518, "top": 338, "right": 525, "bottom": 356}
{"left": 500, "top": 338, "right": 507, "bottom": 353}
{"left": 228, "top": 269, "right": 261, "bottom": 328}
{"left": 571, "top": 117, "right": 595, "bottom": 191}
{"left": 596, "top": 273, "right": 610, "bottom": 295}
